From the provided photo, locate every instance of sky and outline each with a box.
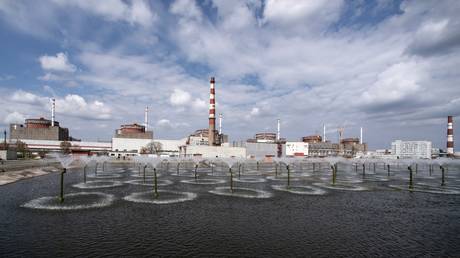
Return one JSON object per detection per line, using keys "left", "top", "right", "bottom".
{"left": 0, "top": 0, "right": 459, "bottom": 150}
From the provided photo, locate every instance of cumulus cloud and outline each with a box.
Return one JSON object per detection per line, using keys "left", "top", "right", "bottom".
{"left": 51, "top": 0, "right": 155, "bottom": 27}
{"left": 39, "top": 52, "right": 76, "bottom": 72}
{"left": 3, "top": 111, "right": 25, "bottom": 124}
{"left": 170, "top": 88, "right": 192, "bottom": 106}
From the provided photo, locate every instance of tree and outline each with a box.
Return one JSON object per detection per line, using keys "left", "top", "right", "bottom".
{"left": 143, "top": 141, "right": 163, "bottom": 155}
{"left": 16, "top": 140, "right": 30, "bottom": 158}
{"left": 60, "top": 141, "right": 72, "bottom": 154}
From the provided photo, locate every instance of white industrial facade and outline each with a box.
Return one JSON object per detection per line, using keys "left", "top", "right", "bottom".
{"left": 285, "top": 142, "right": 309, "bottom": 157}
{"left": 8, "top": 139, "right": 111, "bottom": 152}
{"left": 180, "top": 145, "right": 246, "bottom": 158}
{"left": 391, "top": 140, "right": 432, "bottom": 159}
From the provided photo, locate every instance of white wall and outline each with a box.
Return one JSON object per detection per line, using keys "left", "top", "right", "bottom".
{"left": 112, "top": 138, "right": 152, "bottom": 153}
{"left": 181, "top": 145, "right": 246, "bottom": 158}
{"left": 8, "top": 139, "right": 111, "bottom": 151}
{"left": 285, "top": 142, "right": 309, "bottom": 156}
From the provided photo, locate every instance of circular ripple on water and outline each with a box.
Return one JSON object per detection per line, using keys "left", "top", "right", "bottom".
{"left": 130, "top": 173, "right": 162, "bottom": 178}
{"left": 123, "top": 190, "right": 197, "bottom": 204}
{"left": 389, "top": 184, "right": 460, "bottom": 195}
{"left": 313, "top": 182, "right": 368, "bottom": 191}
{"left": 72, "top": 180, "right": 124, "bottom": 189}
{"left": 21, "top": 192, "right": 115, "bottom": 210}
{"left": 180, "top": 178, "right": 226, "bottom": 185}
{"left": 209, "top": 187, "right": 272, "bottom": 199}
{"left": 87, "top": 174, "right": 123, "bottom": 179}
{"left": 271, "top": 185, "right": 327, "bottom": 195}
{"left": 266, "top": 176, "right": 302, "bottom": 182}
{"left": 125, "top": 179, "right": 173, "bottom": 186}
{"left": 233, "top": 177, "right": 267, "bottom": 183}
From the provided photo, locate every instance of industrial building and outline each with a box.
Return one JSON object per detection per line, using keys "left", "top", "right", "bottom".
{"left": 391, "top": 140, "right": 432, "bottom": 159}
{"left": 179, "top": 77, "right": 247, "bottom": 158}
{"left": 285, "top": 142, "right": 309, "bottom": 157}
{"left": 110, "top": 123, "right": 153, "bottom": 158}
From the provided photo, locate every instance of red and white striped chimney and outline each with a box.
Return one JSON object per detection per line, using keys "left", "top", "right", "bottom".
{"left": 447, "top": 116, "right": 454, "bottom": 156}
{"left": 209, "top": 77, "right": 216, "bottom": 146}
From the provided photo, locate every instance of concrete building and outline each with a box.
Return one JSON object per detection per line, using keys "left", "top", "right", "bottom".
{"left": 0, "top": 149, "right": 17, "bottom": 160}
{"left": 155, "top": 139, "right": 187, "bottom": 157}
{"left": 8, "top": 139, "right": 111, "bottom": 153}
{"left": 285, "top": 142, "right": 309, "bottom": 157}
{"left": 308, "top": 142, "right": 339, "bottom": 157}
{"left": 10, "top": 118, "right": 71, "bottom": 141}
{"left": 111, "top": 123, "right": 153, "bottom": 158}
{"left": 302, "top": 135, "right": 322, "bottom": 143}
{"left": 179, "top": 145, "right": 246, "bottom": 158}
{"left": 391, "top": 140, "right": 432, "bottom": 159}
{"left": 186, "top": 129, "right": 228, "bottom": 147}
{"left": 339, "top": 138, "right": 367, "bottom": 158}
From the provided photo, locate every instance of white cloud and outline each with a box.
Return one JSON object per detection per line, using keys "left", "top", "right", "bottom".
{"left": 3, "top": 111, "right": 25, "bottom": 124}
{"left": 11, "top": 90, "right": 47, "bottom": 105}
{"left": 39, "top": 52, "right": 76, "bottom": 72}
{"left": 51, "top": 0, "right": 155, "bottom": 27}
{"left": 170, "top": 88, "right": 192, "bottom": 106}
{"left": 191, "top": 98, "right": 206, "bottom": 110}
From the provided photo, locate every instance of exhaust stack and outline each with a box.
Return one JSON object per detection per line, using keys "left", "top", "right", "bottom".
{"left": 323, "top": 124, "right": 326, "bottom": 142}
{"left": 51, "top": 98, "right": 55, "bottom": 127}
{"left": 209, "top": 77, "right": 216, "bottom": 146}
{"left": 277, "top": 119, "right": 280, "bottom": 141}
{"left": 447, "top": 116, "right": 454, "bottom": 156}
{"left": 144, "top": 106, "right": 149, "bottom": 130}
{"left": 360, "top": 127, "right": 363, "bottom": 144}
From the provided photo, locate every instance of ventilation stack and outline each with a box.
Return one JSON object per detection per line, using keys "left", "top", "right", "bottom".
{"left": 51, "top": 98, "right": 56, "bottom": 127}
{"left": 144, "top": 106, "right": 149, "bottom": 130}
{"left": 277, "top": 119, "right": 280, "bottom": 141}
{"left": 323, "top": 124, "right": 326, "bottom": 142}
{"left": 447, "top": 116, "right": 454, "bottom": 157}
{"left": 208, "top": 77, "right": 216, "bottom": 146}
{"left": 360, "top": 127, "right": 363, "bottom": 144}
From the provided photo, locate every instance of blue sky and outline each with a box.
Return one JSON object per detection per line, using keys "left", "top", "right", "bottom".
{"left": 0, "top": 0, "right": 459, "bottom": 150}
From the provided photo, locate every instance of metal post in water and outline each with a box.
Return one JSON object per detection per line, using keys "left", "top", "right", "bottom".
{"left": 230, "top": 168, "right": 234, "bottom": 193}
{"left": 440, "top": 166, "right": 446, "bottom": 186}
{"left": 153, "top": 168, "right": 159, "bottom": 198}
{"left": 313, "top": 163, "right": 316, "bottom": 173}
{"left": 429, "top": 164, "right": 432, "bottom": 176}
{"left": 143, "top": 165, "right": 147, "bottom": 183}
{"left": 408, "top": 166, "right": 414, "bottom": 190}
{"left": 211, "top": 162, "right": 214, "bottom": 175}
{"left": 238, "top": 163, "right": 242, "bottom": 178}
{"left": 257, "top": 161, "right": 259, "bottom": 171}
{"left": 95, "top": 163, "right": 98, "bottom": 176}
{"left": 355, "top": 163, "right": 358, "bottom": 172}
{"left": 194, "top": 164, "right": 198, "bottom": 181}
{"left": 387, "top": 164, "right": 390, "bottom": 177}
{"left": 362, "top": 163, "right": 365, "bottom": 179}
{"left": 275, "top": 163, "right": 278, "bottom": 176}
{"left": 415, "top": 163, "right": 418, "bottom": 174}
{"left": 331, "top": 165, "right": 337, "bottom": 185}
{"left": 59, "top": 168, "right": 66, "bottom": 203}
{"left": 287, "top": 165, "right": 291, "bottom": 189}
{"left": 83, "top": 165, "right": 87, "bottom": 183}
{"left": 177, "top": 162, "right": 180, "bottom": 175}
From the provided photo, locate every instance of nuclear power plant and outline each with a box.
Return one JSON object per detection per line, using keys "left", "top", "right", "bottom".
{"left": 2, "top": 76, "right": 457, "bottom": 160}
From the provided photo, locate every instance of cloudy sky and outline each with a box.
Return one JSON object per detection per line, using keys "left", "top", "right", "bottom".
{"left": 0, "top": 0, "right": 459, "bottom": 150}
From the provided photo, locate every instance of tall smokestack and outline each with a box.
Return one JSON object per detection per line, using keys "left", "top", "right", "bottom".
{"left": 51, "top": 98, "right": 55, "bottom": 127}
{"left": 360, "top": 127, "right": 363, "bottom": 144}
{"left": 277, "top": 119, "right": 280, "bottom": 141}
{"left": 447, "top": 116, "right": 454, "bottom": 156}
{"left": 144, "top": 106, "right": 149, "bottom": 130}
{"left": 209, "top": 77, "right": 216, "bottom": 146}
{"left": 323, "top": 124, "right": 326, "bottom": 142}
{"left": 219, "top": 113, "right": 222, "bottom": 135}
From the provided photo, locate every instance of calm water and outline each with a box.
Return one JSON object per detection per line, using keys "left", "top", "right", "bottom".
{"left": 1, "top": 162, "right": 460, "bottom": 257}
